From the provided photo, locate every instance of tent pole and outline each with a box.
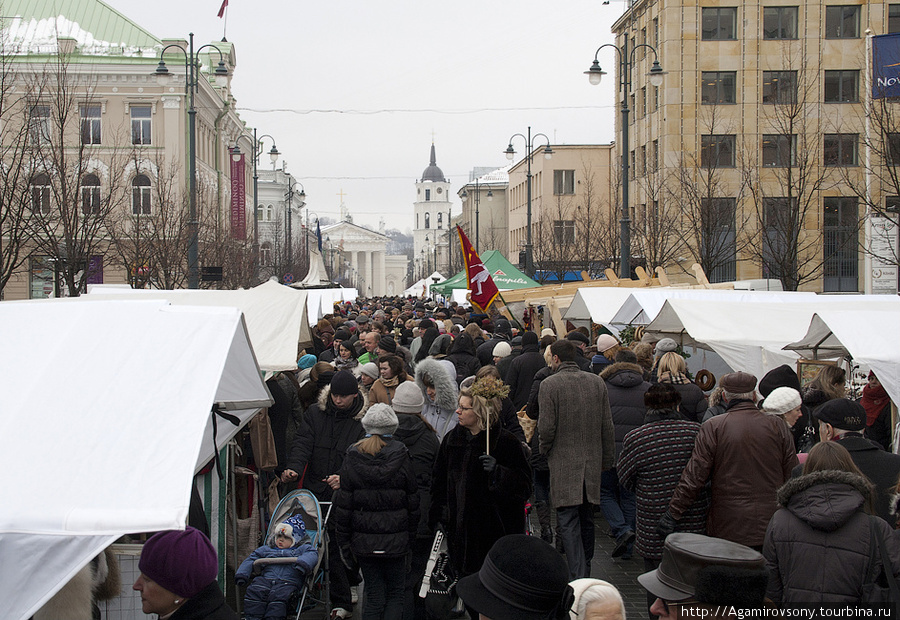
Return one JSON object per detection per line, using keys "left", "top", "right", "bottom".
{"left": 229, "top": 443, "right": 241, "bottom": 616}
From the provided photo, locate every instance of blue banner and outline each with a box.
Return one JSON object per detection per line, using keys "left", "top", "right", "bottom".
{"left": 873, "top": 33, "right": 900, "bottom": 99}
{"left": 316, "top": 221, "right": 322, "bottom": 252}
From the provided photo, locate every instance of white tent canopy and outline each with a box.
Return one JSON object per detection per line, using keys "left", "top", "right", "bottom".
{"left": 86, "top": 280, "right": 311, "bottom": 370}
{"left": 0, "top": 299, "right": 272, "bottom": 620}
{"left": 562, "top": 288, "right": 642, "bottom": 332}
{"left": 303, "top": 287, "right": 358, "bottom": 325}
{"left": 403, "top": 271, "right": 446, "bottom": 297}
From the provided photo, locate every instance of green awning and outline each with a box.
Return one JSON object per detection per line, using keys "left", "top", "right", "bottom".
{"left": 432, "top": 250, "right": 539, "bottom": 295}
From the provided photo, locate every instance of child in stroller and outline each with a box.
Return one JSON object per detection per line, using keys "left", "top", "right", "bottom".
{"left": 235, "top": 515, "right": 318, "bottom": 620}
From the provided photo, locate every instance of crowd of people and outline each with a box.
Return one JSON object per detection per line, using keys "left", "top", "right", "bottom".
{"left": 132, "top": 294, "right": 900, "bottom": 620}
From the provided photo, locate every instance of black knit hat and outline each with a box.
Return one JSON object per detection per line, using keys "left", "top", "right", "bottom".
{"left": 378, "top": 335, "right": 397, "bottom": 354}
{"left": 758, "top": 364, "right": 801, "bottom": 397}
{"left": 522, "top": 331, "right": 539, "bottom": 346}
{"left": 334, "top": 328, "right": 352, "bottom": 342}
{"left": 330, "top": 370, "right": 358, "bottom": 396}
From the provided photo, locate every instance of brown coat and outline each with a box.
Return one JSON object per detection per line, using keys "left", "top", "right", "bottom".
{"left": 668, "top": 400, "right": 798, "bottom": 547}
{"left": 367, "top": 376, "right": 413, "bottom": 406}
{"left": 538, "top": 361, "right": 615, "bottom": 508}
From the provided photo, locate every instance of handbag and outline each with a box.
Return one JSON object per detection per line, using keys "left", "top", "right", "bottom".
{"left": 420, "top": 531, "right": 466, "bottom": 619}
{"left": 248, "top": 408, "right": 279, "bottom": 471}
{"left": 861, "top": 515, "right": 900, "bottom": 611}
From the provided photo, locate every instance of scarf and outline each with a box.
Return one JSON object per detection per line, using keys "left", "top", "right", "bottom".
{"left": 658, "top": 371, "right": 691, "bottom": 385}
{"left": 381, "top": 376, "right": 400, "bottom": 389}
{"left": 861, "top": 380, "right": 890, "bottom": 426}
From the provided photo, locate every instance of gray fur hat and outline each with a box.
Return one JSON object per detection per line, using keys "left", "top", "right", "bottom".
{"left": 361, "top": 403, "right": 399, "bottom": 436}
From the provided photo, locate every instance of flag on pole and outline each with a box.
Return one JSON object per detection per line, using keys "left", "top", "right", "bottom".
{"left": 217, "top": 0, "right": 228, "bottom": 18}
{"left": 457, "top": 225, "right": 498, "bottom": 312}
{"left": 316, "top": 220, "right": 323, "bottom": 252}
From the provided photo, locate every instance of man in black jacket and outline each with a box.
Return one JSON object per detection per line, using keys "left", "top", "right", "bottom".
{"left": 476, "top": 319, "right": 512, "bottom": 366}
{"left": 506, "top": 331, "right": 546, "bottom": 411}
{"left": 565, "top": 331, "right": 594, "bottom": 372}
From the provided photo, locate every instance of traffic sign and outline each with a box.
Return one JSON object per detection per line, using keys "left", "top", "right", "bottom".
{"left": 283, "top": 273, "right": 294, "bottom": 284}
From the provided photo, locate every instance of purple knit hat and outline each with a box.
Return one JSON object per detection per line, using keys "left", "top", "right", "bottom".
{"left": 138, "top": 527, "right": 218, "bottom": 598}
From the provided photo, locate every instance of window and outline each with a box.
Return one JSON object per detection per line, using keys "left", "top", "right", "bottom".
{"left": 763, "top": 6, "right": 799, "bottom": 39}
{"left": 31, "top": 174, "right": 51, "bottom": 214}
{"left": 762, "top": 71, "right": 798, "bottom": 104}
{"left": 29, "top": 105, "right": 51, "bottom": 145}
{"left": 553, "top": 170, "right": 575, "bottom": 195}
{"left": 437, "top": 212, "right": 443, "bottom": 229}
{"left": 702, "top": 7, "right": 737, "bottom": 40}
{"left": 81, "top": 174, "right": 101, "bottom": 214}
{"left": 130, "top": 105, "right": 151, "bottom": 145}
{"left": 653, "top": 18, "right": 659, "bottom": 46}
{"left": 762, "top": 197, "right": 797, "bottom": 279}
{"left": 887, "top": 133, "right": 900, "bottom": 165}
{"left": 762, "top": 134, "right": 797, "bottom": 167}
{"left": 701, "top": 71, "right": 737, "bottom": 104}
{"left": 823, "top": 197, "right": 858, "bottom": 291}
{"left": 416, "top": 213, "right": 419, "bottom": 229}
{"left": 553, "top": 220, "right": 575, "bottom": 245}
{"left": 132, "top": 175, "right": 151, "bottom": 215}
{"left": 640, "top": 87, "right": 647, "bottom": 117}
{"left": 424, "top": 212, "right": 430, "bottom": 229}
{"left": 630, "top": 150, "right": 636, "bottom": 179}
{"left": 824, "top": 134, "right": 858, "bottom": 166}
{"left": 825, "top": 5, "right": 860, "bottom": 38}
{"left": 630, "top": 93, "right": 636, "bottom": 123}
{"left": 701, "top": 135, "right": 736, "bottom": 168}
{"left": 80, "top": 105, "right": 101, "bottom": 145}
{"left": 425, "top": 188, "right": 430, "bottom": 201}
{"left": 260, "top": 242, "right": 273, "bottom": 266}
{"left": 890, "top": 5, "right": 900, "bottom": 33}
{"left": 30, "top": 256, "right": 54, "bottom": 299}
{"left": 824, "top": 70, "right": 858, "bottom": 103}
{"left": 640, "top": 145, "right": 647, "bottom": 176}
{"left": 653, "top": 85, "right": 659, "bottom": 110}
{"left": 652, "top": 140, "right": 659, "bottom": 171}
{"left": 701, "top": 198, "right": 737, "bottom": 282}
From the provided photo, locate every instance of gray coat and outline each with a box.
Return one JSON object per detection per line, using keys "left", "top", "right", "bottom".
{"left": 538, "top": 361, "right": 615, "bottom": 508}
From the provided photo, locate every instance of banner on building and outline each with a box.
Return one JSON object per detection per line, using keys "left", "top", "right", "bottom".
{"left": 457, "top": 225, "right": 498, "bottom": 312}
{"left": 230, "top": 152, "right": 246, "bottom": 240}
{"left": 873, "top": 33, "right": 900, "bottom": 99}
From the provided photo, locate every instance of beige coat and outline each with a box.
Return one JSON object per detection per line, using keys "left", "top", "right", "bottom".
{"left": 538, "top": 361, "right": 615, "bottom": 508}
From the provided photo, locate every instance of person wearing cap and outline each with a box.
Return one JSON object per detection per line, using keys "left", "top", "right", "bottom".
{"left": 320, "top": 328, "right": 352, "bottom": 363}
{"left": 591, "top": 334, "right": 621, "bottom": 374}
{"left": 476, "top": 319, "right": 513, "bottom": 367}
{"left": 334, "top": 403, "right": 419, "bottom": 620}
{"left": 391, "top": 381, "right": 440, "bottom": 619}
{"left": 358, "top": 362, "right": 379, "bottom": 394}
{"left": 764, "top": 441, "right": 900, "bottom": 604}
{"left": 133, "top": 527, "right": 237, "bottom": 619}
{"left": 799, "top": 397, "right": 900, "bottom": 523}
{"left": 649, "top": 338, "right": 678, "bottom": 383}
{"left": 456, "top": 534, "right": 574, "bottom": 620}
{"left": 564, "top": 331, "right": 593, "bottom": 372}
{"left": 659, "top": 371, "right": 797, "bottom": 550}
{"left": 492, "top": 340, "right": 513, "bottom": 376}
{"left": 539, "top": 339, "right": 615, "bottom": 579}
{"left": 638, "top": 533, "right": 768, "bottom": 619}
{"left": 282, "top": 370, "right": 367, "bottom": 618}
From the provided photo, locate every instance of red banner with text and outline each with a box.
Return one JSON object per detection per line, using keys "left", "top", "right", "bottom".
{"left": 230, "top": 152, "right": 246, "bottom": 240}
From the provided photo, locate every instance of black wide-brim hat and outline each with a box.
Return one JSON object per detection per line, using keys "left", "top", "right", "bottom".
{"left": 456, "top": 535, "right": 573, "bottom": 620}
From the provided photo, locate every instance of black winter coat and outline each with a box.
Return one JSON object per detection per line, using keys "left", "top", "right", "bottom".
{"left": 394, "top": 413, "right": 440, "bottom": 539}
{"left": 285, "top": 387, "right": 367, "bottom": 502}
{"left": 334, "top": 439, "right": 419, "bottom": 559}
{"left": 445, "top": 333, "right": 482, "bottom": 385}
{"left": 500, "top": 397, "right": 527, "bottom": 443}
{"left": 525, "top": 366, "right": 553, "bottom": 472}
{"left": 506, "top": 345, "right": 546, "bottom": 411}
{"left": 429, "top": 424, "right": 532, "bottom": 575}
{"left": 600, "top": 362, "right": 652, "bottom": 458}
{"left": 170, "top": 581, "right": 237, "bottom": 620}
{"left": 476, "top": 336, "right": 509, "bottom": 367}
{"left": 764, "top": 470, "right": 900, "bottom": 603}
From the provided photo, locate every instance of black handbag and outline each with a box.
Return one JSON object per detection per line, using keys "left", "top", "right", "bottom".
{"left": 424, "top": 550, "right": 466, "bottom": 619}
{"left": 861, "top": 516, "right": 900, "bottom": 611}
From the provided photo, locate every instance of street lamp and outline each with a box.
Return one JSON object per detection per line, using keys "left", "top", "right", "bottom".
{"left": 585, "top": 41, "right": 665, "bottom": 279}
{"left": 232, "top": 131, "right": 279, "bottom": 284}
{"left": 460, "top": 178, "right": 493, "bottom": 252}
{"left": 155, "top": 33, "right": 230, "bottom": 289}
{"left": 284, "top": 181, "right": 305, "bottom": 281}
{"left": 505, "top": 127, "right": 552, "bottom": 279}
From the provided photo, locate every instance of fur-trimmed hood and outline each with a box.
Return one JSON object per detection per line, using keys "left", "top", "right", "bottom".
{"left": 600, "top": 361, "right": 645, "bottom": 386}
{"left": 414, "top": 357, "right": 459, "bottom": 412}
{"left": 777, "top": 469, "right": 873, "bottom": 531}
{"left": 317, "top": 384, "right": 369, "bottom": 420}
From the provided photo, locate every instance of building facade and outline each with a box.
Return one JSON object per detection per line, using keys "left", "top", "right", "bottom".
{"left": 457, "top": 166, "right": 510, "bottom": 257}
{"left": 256, "top": 167, "right": 305, "bottom": 283}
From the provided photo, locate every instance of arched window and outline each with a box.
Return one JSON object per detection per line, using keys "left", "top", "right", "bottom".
{"left": 260, "top": 242, "right": 273, "bottom": 266}
{"left": 81, "top": 174, "right": 101, "bottom": 214}
{"left": 30, "top": 173, "right": 51, "bottom": 214}
{"left": 132, "top": 175, "right": 151, "bottom": 215}
{"left": 424, "top": 212, "right": 430, "bottom": 229}
{"left": 437, "top": 212, "right": 443, "bottom": 229}
{"left": 265, "top": 205, "right": 274, "bottom": 221}
{"left": 416, "top": 213, "right": 419, "bottom": 229}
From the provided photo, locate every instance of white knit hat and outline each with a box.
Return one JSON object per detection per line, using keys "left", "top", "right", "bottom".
{"left": 392, "top": 381, "right": 424, "bottom": 414}
{"left": 493, "top": 341, "right": 512, "bottom": 358}
{"left": 361, "top": 403, "right": 399, "bottom": 436}
{"left": 359, "top": 362, "right": 379, "bottom": 380}
{"left": 596, "top": 334, "right": 619, "bottom": 353}
{"left": 761, "top": 386, "right": 802, "bottom": 415}
{"left": 541, "top": 328, "right": 556, "bottom": 338}
{"left": 656, "top": 338, "right": 678, "bottom": 353}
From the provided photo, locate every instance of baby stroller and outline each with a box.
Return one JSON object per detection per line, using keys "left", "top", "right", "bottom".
{"left": 252, "top": 489, "right": 332, "bottom": 619}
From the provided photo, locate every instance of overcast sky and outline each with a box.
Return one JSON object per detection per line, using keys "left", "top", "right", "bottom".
{"left": 105, "top": 0, "right": 623, "bottom": 231}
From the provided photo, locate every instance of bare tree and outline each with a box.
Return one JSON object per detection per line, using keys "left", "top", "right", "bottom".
{"left": 632, "top": 168, "right": 685, "bottom": 275}
{"left": 572, "top": 159, "right": 617, "bottom": 277}
{"left": 532, "top": 195, "right": 576, "bottom": 283}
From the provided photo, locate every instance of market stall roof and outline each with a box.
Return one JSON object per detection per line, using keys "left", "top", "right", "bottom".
{"left": 562, "top": 288, "right": 647, "bottom": 331}
{"left": 431, "top": 251, "right": 539, "bottom": 295}
{"left": 85, "top": 281, "right": 310, "bottom": 370}
{"left": 403, "top": 271, "right": 446, "bottom": 297}
{"left": 0, "top": 299, "right": 272, "bottom": 620}
{"left": 302, "top": 287, "right": 358, "bottom": 324}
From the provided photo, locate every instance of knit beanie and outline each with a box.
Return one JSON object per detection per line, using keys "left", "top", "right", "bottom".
{"left": 758, "top": 364, "right": 802, "bottom": 397}
{"left": 334, "top": 328, "right": 352, "bottom": 342}
{"left": 493, "top": 341, "right": 512, "bottom": 358}
{"left": 361, "top": 403, "right": 399, "bottom": 436}
{"left": 392, "top": 381, "right": 425, "bottom": 414}
{"left": 541, "top": 328, "right": 556, "bottom": 338}
{"left": 522, "top": 331, "right": 539, "bottom": 347}
{"left": 316, "top": 370, "right": 335, "bottom": 390}
{"left": 761, "top": 386, "right": 802, "bottom": 415}
{"left": 359, "top": 362, "right": 379, "bottom": 380}
{"left": 378, "top": 335, "right": 398, "bottom": 354}
{"left": 138, "top": 527, "right": 218, "bottom": 598}
{"left": 596, "top": 334, "right": 619, "bottom": 353}
{"left": 297, "top": 354, "right": 317, "bottom": 370}
{"left": 656, "top": 338, "right": 678, "bottom": 353}
{"left": 330, "top": 370, "right": 358, "bottom": 396}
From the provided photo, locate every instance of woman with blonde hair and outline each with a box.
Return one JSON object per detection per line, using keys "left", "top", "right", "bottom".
{"left": 655, "top": 352, "right": 707, "bottom": 422}
{"left": 802, "top": 365, "right": 846, "bottom": 416}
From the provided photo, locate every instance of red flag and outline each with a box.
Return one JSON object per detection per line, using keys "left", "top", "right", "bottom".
{"left": 217, "top": 0, "right": 228, "bottom": 18}
{"left": 457, "top": 225, "right": 498, "bottom": 312}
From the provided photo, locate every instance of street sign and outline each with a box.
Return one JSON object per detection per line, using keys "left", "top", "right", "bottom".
{"left": 283, "top": 273, "right": 294, "bottom": 284}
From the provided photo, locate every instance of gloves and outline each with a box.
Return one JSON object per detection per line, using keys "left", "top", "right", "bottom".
{"left": 656, "top": 510, "right": 678, "bottom": 540}
{"left": 479, "top": 454, "right": 497, "bottom": 474}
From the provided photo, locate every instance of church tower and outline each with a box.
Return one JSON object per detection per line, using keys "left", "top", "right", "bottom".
{"left": 413, "top": 143, "right": 451, "bottom": 279}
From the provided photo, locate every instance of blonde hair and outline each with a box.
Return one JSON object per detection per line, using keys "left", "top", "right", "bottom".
{"left": 631, "top": 342, "right": 653, "bottom": 370}
{"left": 808, "top": 365, "right": 846, "bottom": 400}
{"left": 657, "top": 351, "right": 686, "bottom": 376}
{"left": 355, "top": 435, "right": 387, "bottom": 456}
{"left": 603, "top": 344, "right": 624, "bottom": 361}
{"left": 459, "top": 386, "right": 500, "bottom": 431}
{"left": 464, "top": 323, "right": 484, "bottom": 342}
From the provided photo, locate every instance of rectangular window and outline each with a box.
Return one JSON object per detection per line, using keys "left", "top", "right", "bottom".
{"left": 701, "top": 198, "right": 737, "bottom": 282}
{"left": 630, "top": 150, "right": 636, "bottom": 179}
{"left": 640, "top": 87, "right": 647, "bottom": 117}
{"left": 702, "top": 7, "right": 738, "bottom": 40}
{"left": 890, "top": 5, "right": 900, "bottom": 33}
{"left": 640, "top": 145, "right": 647, "bottom": 176}
{"left": 701, "top": 71, "right": 737, "bottom": 104}
{"left": 823, "top": 196, "right": 859, "bottom": 291}
{"left": 553, "top": 169, "right": 575, "bottom": 195}
{"left": 130, "top": 105, "right": 152, "bottom": 145}
{"left": 824, "top": 70, "right": 859, "bottom": 103}
{"left": 824, "top": 133, "right": 858, "bottom": 166}
{"left": 80, "top": 105, "right": 101, "bottom": 145}
{"left": 30, "top": 256, "right": 55, "bottom": 299}
{"left": 762, "top": 197, "right": 797, "bottom": 279}
{"left": 630, "top": 93, "right": 636, "bottom": 123}
{"left": 652, "top": 140, "right": 659, "bottom": 171}
{"left": 825, "top": 5, "right": 860, "bottom": 38}
{"left": 553, "top": 220, "right": 575, "bottom": 245}
{"left": 425, "top": 188, "right": 430, "bottom": 201}
{"left": 653, "top": 85, "right": 659, "bottom": 110}
{"left": 31, "top": 175, "right": 51, "bottom": 214}
{"left": 762, "top": 71, "right": 798, "bottom": 104}
{"left": 653, "top": 18, "right": 659, "bottom": 46}
{"left": 762, "top": 134, "right": 797, "bottom": 167}
{"left": 81, "top": 175, "right": 101, "bottom": 214}
{"left": 701, "top": 134, "right": 736, "bottom": 168}
{"left": 29, "top": 105, "right": 51, "bottom": 145}
{"left": 887, "top": 133, "right": 900, "bottom": 165}
{"left": 763, "top": 6, "right": 799, "bottom": 39}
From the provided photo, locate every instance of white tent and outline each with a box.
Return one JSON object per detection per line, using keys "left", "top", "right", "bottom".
{"left": 403, "top": 271, "right": 446, "bottom": 297}
{"left": 562, "top": 288, "right": 643, "bottom": 332}
{"left": 85, "top": 280, "right": 311, "bottom": 370}
{"left": 303, "top": 287, "right": 359, "bottom": 325}
{"left": 0, "top": 299, "right": 272, "bottom": 620}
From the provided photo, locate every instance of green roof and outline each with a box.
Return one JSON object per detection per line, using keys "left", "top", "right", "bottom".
{"left": 431, "top": 251, "right": 540, "bottom": 295}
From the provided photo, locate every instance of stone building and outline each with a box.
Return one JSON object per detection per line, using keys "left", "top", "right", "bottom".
{"left": 413, "top": 143, "right": 452, "bottom": 279}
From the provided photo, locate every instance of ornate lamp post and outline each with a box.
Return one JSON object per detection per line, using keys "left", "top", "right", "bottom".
{"left": 505, "top": 128, "right": 553, "bottom": 279}
{"left": 231, "top": 131, "right": 279, "bottom": 284}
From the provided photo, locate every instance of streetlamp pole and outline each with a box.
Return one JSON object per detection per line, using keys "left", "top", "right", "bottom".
{"left": 284, "top": 181, "right": 305, "bottom": 282}
{"left": 585, "top": 40, "right": 665, "bottom": 279}
{"left": 506, "top": 128, "right": 552, "bottom": 279}
{"left": 233, "top": 131, "right": 279, "bottom": 284}
{"left": 156, "top": 33, "right": 229, "bottom": 289}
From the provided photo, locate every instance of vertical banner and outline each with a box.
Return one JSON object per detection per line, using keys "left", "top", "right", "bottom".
{"left": 870, "top": 215, "right": 899, "bottom": 294}
{"left": 457, "top": 225, "right": 499, "bottom": 312}
{"left": 873, "top": 33, "right": 900, "bottom": 99}
{"left": 230, "top": 152, "right": 246, "bottom": 240}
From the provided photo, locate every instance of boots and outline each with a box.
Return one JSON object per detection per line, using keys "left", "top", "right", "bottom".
{"left": 535, "top": 501, "right": 554, "bottom": 544}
